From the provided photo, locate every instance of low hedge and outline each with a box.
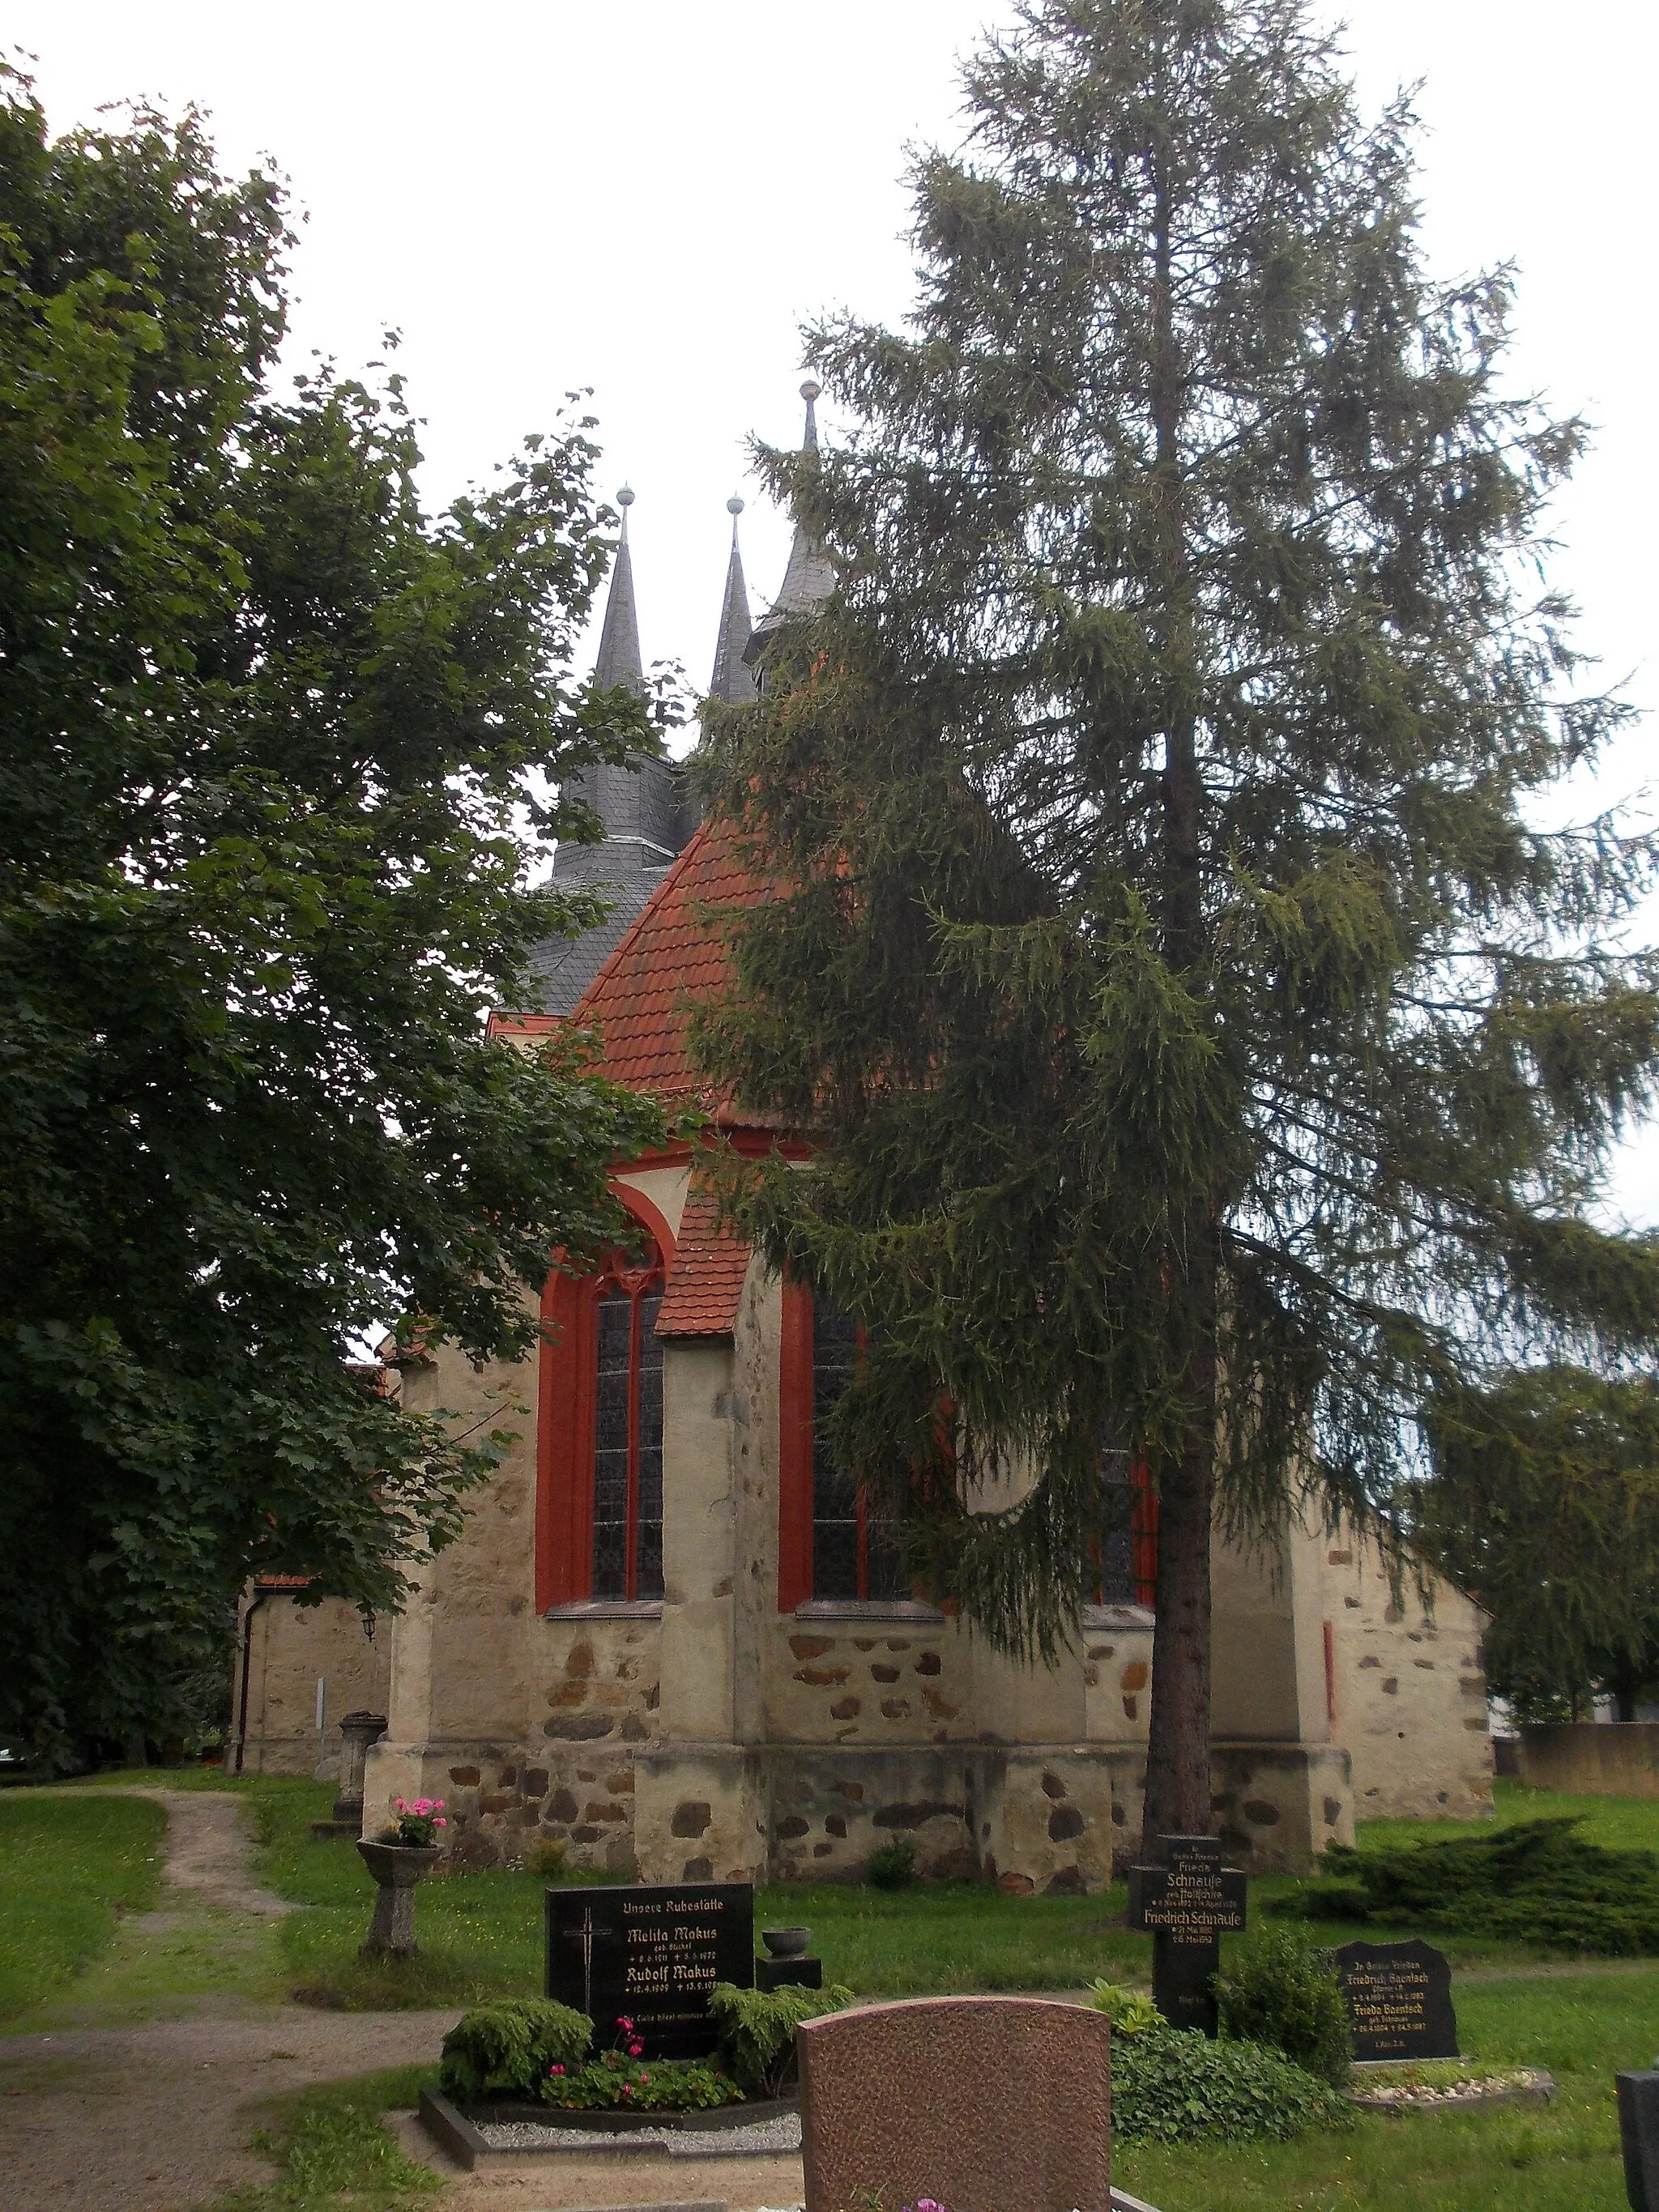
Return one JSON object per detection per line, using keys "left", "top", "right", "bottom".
{"left": 1111, "top": 2026, "right": 1354, "bottom": 2146}
{"left": 1272, "top": 1817, "right": 1659, "bottom": 1954}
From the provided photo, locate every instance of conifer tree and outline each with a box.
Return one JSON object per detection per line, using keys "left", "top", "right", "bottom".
{"left": 695, "top": 0, "right": 1659, "bottom": 1843}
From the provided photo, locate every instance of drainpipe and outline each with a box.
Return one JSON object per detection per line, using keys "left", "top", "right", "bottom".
{"left": 232, "top": 1588, "right": 271, "bottom": 1776}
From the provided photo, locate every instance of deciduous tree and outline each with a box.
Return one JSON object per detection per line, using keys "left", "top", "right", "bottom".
{"left": 0, "top": 72, "right": 667, "bottom": 1760}
{"left": 1419, "top": 1370, "right": 1659, "bottom": 1724}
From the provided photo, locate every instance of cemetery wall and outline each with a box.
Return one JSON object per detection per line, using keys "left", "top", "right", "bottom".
{"left": 1324, "top": 1525, "right": 1494, "bottom": 1820}
{"left": 1520, "top": 1721, "right": 1659, "bottom": 1797}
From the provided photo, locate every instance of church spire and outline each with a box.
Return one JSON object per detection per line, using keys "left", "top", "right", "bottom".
{"left": 708, "top": 496, "right": 756, "bottom": 705}
{"left": 744, "top": 381, "right": 836, "bottom": 667}
{"left": 593, "top": 485, "right": 644, "bottom": 693}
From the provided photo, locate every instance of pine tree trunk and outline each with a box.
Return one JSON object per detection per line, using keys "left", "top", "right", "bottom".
{"left": 1141, "top": 1303, "right": 1217, "bottom": 1849}
{"left": 1138, "top": 135, "right": 1220, "bottom": 1856}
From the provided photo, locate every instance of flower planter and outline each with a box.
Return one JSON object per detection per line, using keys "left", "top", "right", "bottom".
{"left": 356, "top": 1839, "right": 439, "bottom": 1957}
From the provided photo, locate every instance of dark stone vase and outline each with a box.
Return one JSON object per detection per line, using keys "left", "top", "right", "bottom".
{"left": 761, "top": 1926, "right": 812, "bottom": 1958}
{"left": 356, "top": 1839, "right": 439, "bottom": 1957}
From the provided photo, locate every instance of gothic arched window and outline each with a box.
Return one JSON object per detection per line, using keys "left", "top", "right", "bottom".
{"left": 778, "top": 1281, "right": 908, "bottom": 1609}
{"left": 537, "top": 1213, "right": 670, "bottom": 1612}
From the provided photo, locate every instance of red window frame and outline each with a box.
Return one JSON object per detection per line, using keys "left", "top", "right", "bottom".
{"left": 536, "top": 1185, "right": 676, "bottom": 1613}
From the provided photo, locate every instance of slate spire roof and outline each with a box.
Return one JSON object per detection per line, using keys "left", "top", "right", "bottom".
{"left": 744, "top": 381, "right": 836, "bottom": 665}
{"left": 527, "top": 485, "right": 698, "bottom": 1016}
{"left": 592, "top": 485, "right": 644, "bottom": 693}
{"left": 708, "top": 497, "right": 756, "bottom": 705}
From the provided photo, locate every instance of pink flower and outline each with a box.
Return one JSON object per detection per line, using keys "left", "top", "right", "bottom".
{"left": 548, "top": 2065, "right": 565, "bottom": 2077}
{"left": 629, "top": 2042, "right": 643, "bottom": 2057}
{"left": 617, "top": 2016, "right": 634, "bottom": 2031}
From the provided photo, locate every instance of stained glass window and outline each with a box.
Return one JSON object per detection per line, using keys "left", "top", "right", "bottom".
{"left": 811, "top": 1302, "right": 906, "bottom": 1601}
{"left": 589, "top": 1240, "right": 666, "bottom": 1602}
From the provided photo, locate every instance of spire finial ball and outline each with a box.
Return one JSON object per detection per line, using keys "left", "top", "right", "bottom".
{"left": 800, "top": 379, "right": 821, "bottom": 403}
{"left": 727, "top": 495, "right": 745, "bottom": 515}
{"left": 616, "top": 484, "right": 635, "bottom": 507}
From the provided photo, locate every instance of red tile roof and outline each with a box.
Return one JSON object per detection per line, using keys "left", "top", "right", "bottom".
{"left": 569, "top": 816, "right": 769, "bottom": 1112}
{"left": 655, "top": 1195, "right": 752, "bottom": 1339}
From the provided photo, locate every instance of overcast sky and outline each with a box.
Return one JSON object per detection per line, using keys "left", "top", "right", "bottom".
{"left": 15, "top": 0, "right": 1658, "bottom": 1218}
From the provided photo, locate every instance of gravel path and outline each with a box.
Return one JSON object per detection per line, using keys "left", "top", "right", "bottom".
{"left": 0, "top": 1788, "right": 462, "bottom": 2209}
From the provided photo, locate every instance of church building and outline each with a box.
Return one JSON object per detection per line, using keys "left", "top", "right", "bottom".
{"left": 230, "top": 388, "right": 1495, "bottom": 1886}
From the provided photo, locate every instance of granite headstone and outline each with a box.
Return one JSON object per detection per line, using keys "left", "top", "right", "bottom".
{"left": 1617, "top": 2056, "right": 1659, "bottom": 2211}
{"left": 798, "top": 1995, "right": 1112, "bottom": 2212}
{"left": 544, "top": 1881, "right": 754, "bottom": 2058}
{"left": 1126, "top": 1833, "right": 1247, "bottom": 2038}
{"left": 1333, "top": 1937, "right": 1458, "bottom": 2061}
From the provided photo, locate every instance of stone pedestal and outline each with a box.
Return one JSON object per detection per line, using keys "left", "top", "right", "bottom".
{"left": 758, "top": 1955, "right": 824, "bottom": 1992}
{"left": 356, "top": 1839, "right": 437, "bottom": 1957}
{"left": 333, "top": 1711, "right": 388, "bottom": 1823}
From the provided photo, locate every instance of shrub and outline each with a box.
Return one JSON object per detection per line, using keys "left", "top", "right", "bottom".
{"left": 1087, "top": 1980, "right": 1161, "bottom": 2037}
{"left": 1111, "top": 2025, "right": 1354, "bottom": 2146}
{"left": 867, "top": 1838, "right": 917, "bottom": 1890}
{"left": 437, "top": 1998, "right": 591, "bottom": 2102}
{"left": 706, "top": 1980, "right": 856, "bottom": 2096}
{"left": 1270, "top": 1817, "right": 1659, "bottom": 1954}
{"left": 1214, "top": 1924, "right": 1352, "bottom": 2087}
{"left": 543, "top": 2052, "right": 738, "bottom": 2110}
{"left": 524, "top": 1838, "right": 568, "bottom": 1880}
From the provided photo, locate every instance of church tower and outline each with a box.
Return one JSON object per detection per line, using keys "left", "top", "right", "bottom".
{"left": 524, "top": 487, "right": 697, "bottom": 1014}
{"left": 744, "top": 379, "right": 835, "bottom": 676}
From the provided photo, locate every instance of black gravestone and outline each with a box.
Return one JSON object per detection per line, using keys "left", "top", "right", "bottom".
{"left": 545, "top": 1882, "right": 754, "bottom": 2059}
{"left": 1333, "top": 1938, "right": 1457, "bottom": 2061}
{"left": 1617, "top": 2058, "right": 1659, "bottom": 2211}
{"left": 1126, "top": 1834, "right": 1247, "bottom": 2039}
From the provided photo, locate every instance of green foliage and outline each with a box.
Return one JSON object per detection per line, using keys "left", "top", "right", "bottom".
{"left": 524, "top": 1837, "right": 568, "bottom": 1879}
{"left": 542, "top": 2052, "right": 740, "bottom": 2111}
{"left": 706, "top": 1979, "right": 855, "bottom": 2096}
{"left": 1088, "top": 1978, "right": 1161, "bottom": 2035}
{"left": 865, "top": 1839, "right": 917, "bottom": 1890}
{"left": 209, "top": 2073, "right": 442, "bottom": 2210}
{"left": 1417, "top": 1367, "right": 1659, "bottom": 1721}
{"left": 0, "top": 66, "right": 674, "bottom": 1761}
{"left": 693, "top": 0, "right": 1659, "bottom": 1836}
{"left": 1213, "top": 1924, "right": 1352, "bottom": 2087}
{"left": 1273, "top": 1818, "right": 1659, "bottom": 1954}
{"left": 0, "top": 1792, "right": 166, "bottom": 2018}
{"left": 437, "top": 1999, "right": 591, "bottom": 2102}
{"left": 1111, "top": 2023, "right": 1354, "bottom": 2146}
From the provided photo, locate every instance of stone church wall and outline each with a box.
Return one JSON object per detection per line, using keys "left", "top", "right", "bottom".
{"left": 230, "top": 1591, "right": 390, "bottom": 1777}
{"left": 1324, "top": 1526, "right": 1493, "bottom": 1821}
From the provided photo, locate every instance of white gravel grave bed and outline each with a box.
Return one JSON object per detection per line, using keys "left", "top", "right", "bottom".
{"left": 1350, "top": 2065, "right": 1555, "bottom": 2112}
{"left": 472, "top": 2111, "right": 804, "bottom": 2156}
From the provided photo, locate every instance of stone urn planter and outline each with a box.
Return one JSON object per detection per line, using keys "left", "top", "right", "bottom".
{"left": 356, "top": 1839, "right": 439, "bottom": 1958}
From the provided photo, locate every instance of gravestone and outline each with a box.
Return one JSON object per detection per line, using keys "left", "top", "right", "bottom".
{"left": 544, "top": 1881, "right": 753, "bottom": 2058}
{"left": 798, "top": 1995, "right": 1111, "bottom": 2212}
{"left": 1126, "top": 1833, "right": 1247, "bottom": 2038}
{"left": 1333, "top": 1938, "right": 1458, "bottom": 2061}
{"left": 1617, "top": 2056, "right": 1659, "bottom": 2211}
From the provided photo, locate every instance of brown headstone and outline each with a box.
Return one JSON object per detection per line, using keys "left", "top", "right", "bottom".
{"left": 799, "top": 1996, "right": 1111, "bottom": 2212}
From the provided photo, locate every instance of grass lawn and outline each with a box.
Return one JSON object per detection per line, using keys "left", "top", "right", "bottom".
{"left": 16, "top": 1768, "right": 1659, "bottom": 2208}
{"left": 0, "top": 1790, "right": 166, "bottom": 2018}
{"left": 201, "top": 2065, "right": 442, "bottom": 2212}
